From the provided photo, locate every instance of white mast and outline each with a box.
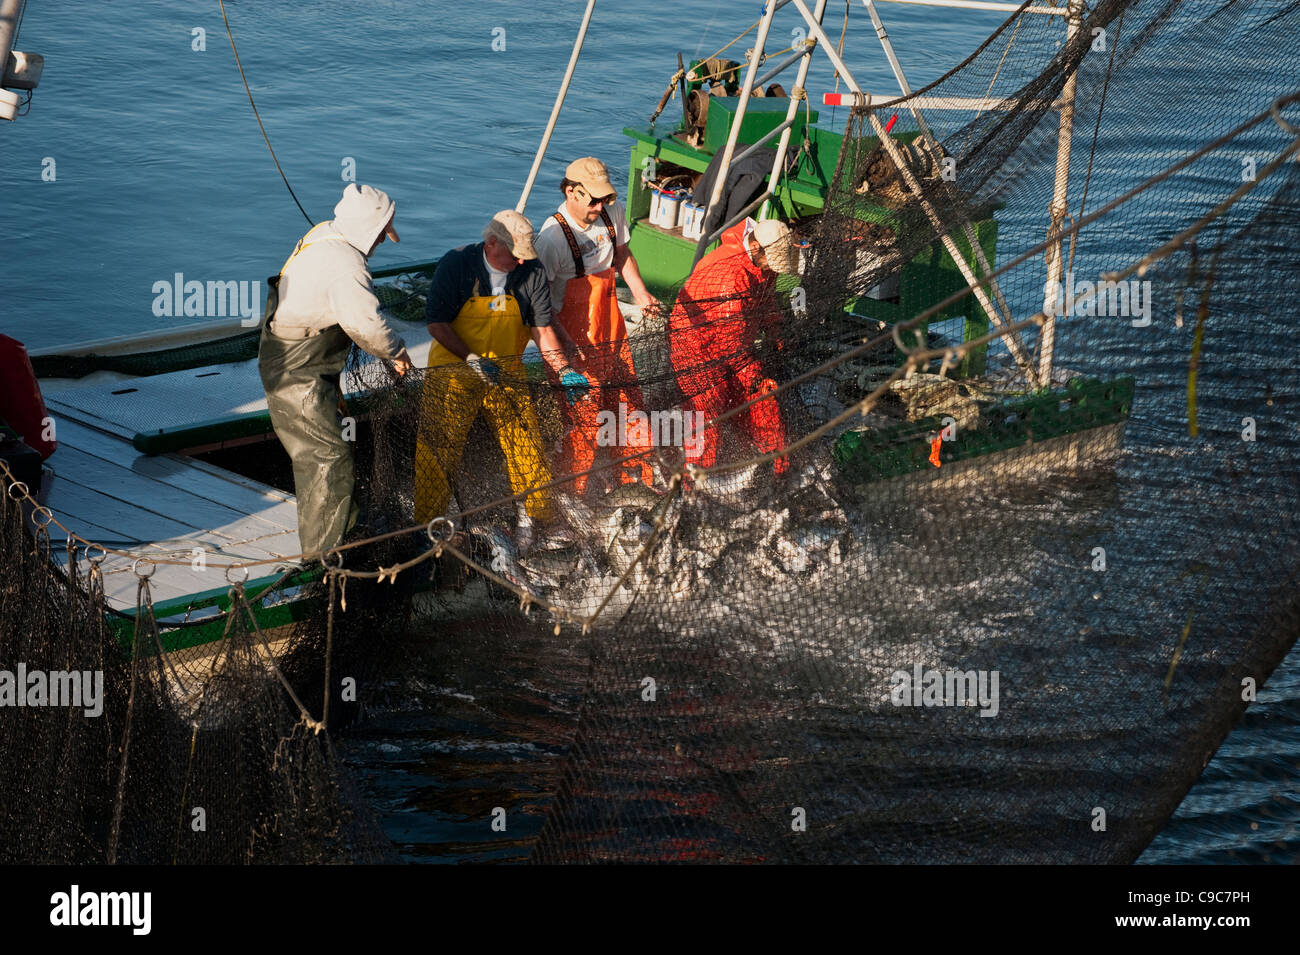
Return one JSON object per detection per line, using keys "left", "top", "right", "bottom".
{"left": 787, "top": 0, "right": 1042, "bottom": 384}
{"left": 859, "top": 0, "right": 1018, "bottom": 349}
{"left": 1038, "top": 0, "right": 1086, "bottom": 388}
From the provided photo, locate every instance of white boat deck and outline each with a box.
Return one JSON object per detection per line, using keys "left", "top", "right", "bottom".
{"left": 36, "top": 413, "right": 302, "bottom": 612}
{"left": 38, "top": 318, "right": 435, "bottom": 441}
{"left": 34, "top": 322, "right": 435, "bottom": 614}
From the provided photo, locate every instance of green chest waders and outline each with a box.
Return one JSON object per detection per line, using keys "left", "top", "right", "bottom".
{"left": 257, "top": 236, "right": 359, "bottom": 557}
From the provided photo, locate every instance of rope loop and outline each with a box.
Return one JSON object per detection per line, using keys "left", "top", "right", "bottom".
{"left": 1270, "top": 90, "right": 1300, "bottom": 135}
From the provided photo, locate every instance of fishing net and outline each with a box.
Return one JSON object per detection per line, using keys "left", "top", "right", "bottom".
{"left": 3, "top": 0, "right": 1300, "bottom": 864}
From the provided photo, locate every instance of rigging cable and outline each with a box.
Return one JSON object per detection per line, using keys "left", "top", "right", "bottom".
{"left": 217, "top": 0, "right": 315, "bottom": 226}
{"left": 1068, "top": 4, "right": 1125, "bottom": 275}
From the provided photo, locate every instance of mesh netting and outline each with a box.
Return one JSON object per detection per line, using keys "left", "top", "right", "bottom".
{"left": 3, "top": 0, "right": 1299, "bottom": 864}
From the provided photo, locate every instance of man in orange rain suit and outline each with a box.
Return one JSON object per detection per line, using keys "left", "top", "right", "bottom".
{"left": 668, "top": 217, "right": 799, "bottom": 476}
{"left": 535, "top": 157, "right": 658, "bottom": 495}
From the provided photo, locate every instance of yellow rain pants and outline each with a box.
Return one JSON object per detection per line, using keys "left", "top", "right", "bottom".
{"left": 414, "top": 294, "right": 554, "bottom": 523}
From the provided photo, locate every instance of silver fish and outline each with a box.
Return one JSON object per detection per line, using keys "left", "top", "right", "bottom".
{"left": 466, "top": 523, "right": 533, "bottom": 594}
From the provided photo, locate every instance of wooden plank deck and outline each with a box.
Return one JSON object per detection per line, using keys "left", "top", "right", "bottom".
{"left": 38, "top": 412, "right": 303, "bottom": 613}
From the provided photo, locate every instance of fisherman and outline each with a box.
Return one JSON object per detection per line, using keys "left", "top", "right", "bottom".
{"left": 258, "top": 183, "right": 413, "bottom": 558}
{"left": 668, "top": 217, "right": 798, "bottom": 476}
{"left": 534, "top": 157, "right": 658, "bottom": 495}
{"left": 415, "top": 210, "right": 591, "bottom": 554}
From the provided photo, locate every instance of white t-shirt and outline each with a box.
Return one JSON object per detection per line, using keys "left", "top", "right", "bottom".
{"left": 535, "top": 199, "right": 631, "bottom": 313}
{"left": 482, "top": 252, "right": 509, "bottom": 296}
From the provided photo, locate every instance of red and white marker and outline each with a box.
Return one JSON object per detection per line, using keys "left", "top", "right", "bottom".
{"left": 820, "top": 94, "right": 901, "bottom": 133}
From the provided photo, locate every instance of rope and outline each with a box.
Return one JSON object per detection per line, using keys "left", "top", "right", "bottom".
{"left": 235, "top": 582, "right": 325, "bottom": 732}
{"left": 1068, "top": 4, "right": 1126, "bottom": 275}
{"left": 106, "top": 575, "right": 150, "bottom": 864}
{"left": 701, "top": 15, "right": 763, "bottom": 64}
{"left": 959, "top": 13, "right": 1024, "bottom": 162}
{"left": 835, "top": 0, "right": 849, "bottom": 84}
{"left": 217, "top": 0, "right": 314, "bottom": 226}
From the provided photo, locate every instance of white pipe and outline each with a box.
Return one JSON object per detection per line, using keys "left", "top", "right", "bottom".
{"left": 516, "top": 0, "right": 597, "bottom": 214}
{"left": 873, "top": 0, "right": 1069, "bottom": 14}
{"left": 1038, "top": 0, "right": 1084, "bottom": 388}
{"left": 790, "top": 0, "right": 1039, "bottom": 384}
{"left": 695, "top": 0, "right": 781, "bottom": 264}
{"left": 832, "top": 93, "right": 1062, "bottom": 111}
{"left": 760, "top": 0, "right": 829, "bottom": 221}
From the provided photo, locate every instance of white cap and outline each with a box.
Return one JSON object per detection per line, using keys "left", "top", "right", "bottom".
{"left": 753, "top": 219, "right": 798, "bottom": 274}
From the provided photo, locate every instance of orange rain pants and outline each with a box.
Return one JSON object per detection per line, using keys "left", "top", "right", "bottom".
{"left": 552, "top": 268, "right": 654, "bottom": 494}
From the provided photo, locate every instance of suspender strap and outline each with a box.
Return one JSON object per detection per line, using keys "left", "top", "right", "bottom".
{"left": 551, "top": 209, "right": 620, "bottom": 279}
{"left": 552, "top": 212, "right": 586, "bottom": 278}
{"left": 598, "top": 208, "right": 617, "bottom": 248}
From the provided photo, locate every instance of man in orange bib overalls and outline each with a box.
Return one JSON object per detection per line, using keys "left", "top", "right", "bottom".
{"left": 415, "top": 210, "right": 590, "bottom": 554}
{"left": 534, "top": 157, "right": 659, "bottom": 495}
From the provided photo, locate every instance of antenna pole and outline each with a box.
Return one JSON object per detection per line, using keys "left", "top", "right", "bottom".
{"left": 517, "top": 0, "right": 597, "bottom": 214}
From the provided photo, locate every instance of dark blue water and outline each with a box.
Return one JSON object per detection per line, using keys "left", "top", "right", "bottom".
{"left": 4, "top": 0, "right": 1297, "bottom": 863}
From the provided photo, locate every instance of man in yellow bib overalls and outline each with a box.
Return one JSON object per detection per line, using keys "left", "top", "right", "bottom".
{"left": 415, "top": 210, "right": 590, "bottom": 554}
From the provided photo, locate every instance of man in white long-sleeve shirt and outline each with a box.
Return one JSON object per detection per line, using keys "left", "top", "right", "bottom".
{"left": 258, "top": 183, "right": 413, "bottom": 558}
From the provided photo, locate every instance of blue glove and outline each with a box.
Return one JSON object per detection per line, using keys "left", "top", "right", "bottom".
{"left": 465, "top": 352, "right": 501, "bottom": 385}
{"left": 560, "top": 367, "right": 591, "bottom": 405}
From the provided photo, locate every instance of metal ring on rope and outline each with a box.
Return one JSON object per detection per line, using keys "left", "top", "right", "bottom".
{"left": 426, "top": 516, "right": 455, "bottom": 544}
{"left": 321, "top": 548, "right": 346, "bottom": 571}
{"left": 84, "top": 542, "right": 106, "bottom": 564}
{"left": 225, "top": 563, "right": 250, "bottom": 584}
{"left": 7, "top": 481, "right": 30, "bottom": 501}
{"left": 131, "top": 556, "right": 157, "bottom": 579}
{"left": 31, "top": 506, "right": 54, "bottom": 528}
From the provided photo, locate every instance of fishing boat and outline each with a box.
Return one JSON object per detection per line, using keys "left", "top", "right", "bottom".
{"left": 0, "top": 0, "right": 1199, "bottom": 664}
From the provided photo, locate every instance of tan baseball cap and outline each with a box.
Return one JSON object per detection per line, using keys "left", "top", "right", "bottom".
{"left": 753, "top": 218, "right": 799, "bottom": 274}
{"left": 565, "top": 157, "right": 616, "bottom": 200}
{"left": 482, "top": 209, "right": 537, "bottom": 260}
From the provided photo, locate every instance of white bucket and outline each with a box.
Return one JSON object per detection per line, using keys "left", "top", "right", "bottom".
{"left": 659, "top": 190, "right": 682, "bottom": 230}
{"left": 680, "top": 200, "right": 699, "bottom": 238}
{"left": 649, "top": 188, "right": 663, "bottom": 227}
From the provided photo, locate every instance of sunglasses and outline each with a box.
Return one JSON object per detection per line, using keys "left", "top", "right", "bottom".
{"left": 574, "top": 186, "right": 616, "bottom": 208}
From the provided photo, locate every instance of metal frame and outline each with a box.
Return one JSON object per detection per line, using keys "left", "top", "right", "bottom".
{"left": 788, "top": 0, "right": 1041, "bottom": 382}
